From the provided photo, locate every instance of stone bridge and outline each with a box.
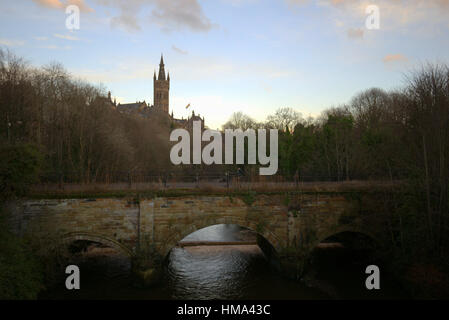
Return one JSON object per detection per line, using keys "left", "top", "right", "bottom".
{"left": 7, "top": 185, "right": 395, "bottom": 276}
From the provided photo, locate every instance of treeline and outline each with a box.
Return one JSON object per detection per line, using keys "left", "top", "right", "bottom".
{"left": 223, "top": 65, "right": 449, "bottom": 290}
{"left": 224, "top": 73, "right": 448, "bottom": 184}
{"left": 0, "top": 49, "right": 172, "bottom": 184}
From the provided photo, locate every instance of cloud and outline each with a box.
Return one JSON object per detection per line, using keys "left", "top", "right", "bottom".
{"left": 172, "top": 45, "right": 188, "bottom": 55}
{"left": 54, "top": 33, "right": 80, "bottom": 41}
{"left": 37, "top": 44, "right": 72, "bottom": 50}
{"left": 32, "top": 0, "right": 93, "bottom": 12}
{"left": 347, "top": 27, "right": 363, "bottom": 39}
{"left": 287, "top": 0, "right": 449, "bottom": 35}
{"left": 95, "top": 0, "right": 214, "bottom": 33}
{"left": 34, "top": 36, "right": 49, "bottom": 41}
{"left": 322, "top": 0, "right": 449, "bottom": 28}
{"left": 285, "top": 0, "right": 309, "bottom": 6}
{"left": 169, "top": 56, "right": 294, "bottom": 81}
{"left": 0, "top": 38, "right": 25, "bottom": 47}
{"left": 335, "top": 20, "right": 344, "bottom": 27}
{"left": 68, "top": 0, "right": 94, "bottom": 12}
{"left": 383, "top": 54, "right": 407, "bottom": 63}
{"left": 261, "top": 82, "right": 272, "bottom": 93}
{"left": 220, "top": 0, "right": 259, "bottom": 6}
{"left": 327, "top": 0, "right": 356, "bottom": 7}
{"left": 110, "top": 10, "right": 141, "bottom": 32}
{"left": 72, "top": 55, "right": 293, "bottom": 86}
{"left": 32, "top": 0, "right": 64, "bottom": 9}
{"left": 151, "top": 0, "right": 213, "bottom": 32}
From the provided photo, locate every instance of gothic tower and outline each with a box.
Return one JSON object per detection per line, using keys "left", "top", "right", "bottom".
{"left": 153, "top": 54, "right": 170, "bottom": 113}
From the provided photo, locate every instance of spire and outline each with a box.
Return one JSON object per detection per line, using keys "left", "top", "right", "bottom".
{"left": 158, "top": 54, "right": 166, "bottom": 80}
{"left": 167, "top": 72, "right": 170, "bottom": 81}
{"left": 153, "top": 70, "right": 156, "bottom": 80}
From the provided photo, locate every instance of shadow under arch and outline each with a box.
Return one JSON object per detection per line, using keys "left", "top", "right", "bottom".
{"left": 313, "top": 226, "right": 378, "bottom": 251}
{"left": 162, "top": 221, "right": 281, "bottom": 271}
{"left": 302, "top": 229, "right": 385, "bottom": 300}
{"left": 309, "top": 228, "right": 381, "bottom": 275}
{"left": 61, "top": 232, "right": 134, "bottom": 258}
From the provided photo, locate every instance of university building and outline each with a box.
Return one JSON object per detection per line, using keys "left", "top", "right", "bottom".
{"left": 107, "top": 55, "right": 205, "bottom": 129}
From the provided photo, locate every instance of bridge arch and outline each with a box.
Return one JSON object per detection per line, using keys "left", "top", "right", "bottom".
{"left": 60, "top": 232, "right": 134, "bottom": 257}
{"left": 160, "top": 217, "right": 281, "bottom": 258}
{"left": 312, "top": 226, "right": 378, "bottom": 252}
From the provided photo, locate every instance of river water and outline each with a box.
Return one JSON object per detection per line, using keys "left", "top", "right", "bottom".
{"left": 39, "top": 224, "right": 407, "bottom": 300}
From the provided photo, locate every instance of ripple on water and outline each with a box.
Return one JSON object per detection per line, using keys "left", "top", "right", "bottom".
{"left": 166, "top": 245, "right": 264, "bottom": 300}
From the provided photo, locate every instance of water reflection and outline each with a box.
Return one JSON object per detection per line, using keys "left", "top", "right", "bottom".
{"left": 181, "top": 224, "right": 256, "bottom": 242}
{"left": 166, "top": 244, "right": 328, "bottom": 300}
{"left": 39, "top": 224, "right": 406, "bottom": 300}
{"left": 168, "top": 245, "right": 262, "bottom": 299}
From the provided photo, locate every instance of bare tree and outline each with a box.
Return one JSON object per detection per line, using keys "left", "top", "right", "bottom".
{"left": 222, "top": 111, "right": 258, "bottom": 130}
{"left": 266, "top": 107, "right": 303, "bottom": 132}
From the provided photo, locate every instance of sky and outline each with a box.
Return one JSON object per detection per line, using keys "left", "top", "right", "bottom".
{"left": 1, "top": 0, "right": 449, "bottom": 130}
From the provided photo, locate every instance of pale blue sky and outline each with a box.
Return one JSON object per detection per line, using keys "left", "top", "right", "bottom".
{"left": 1, "top": 0, "right": 449, "bottom": 129}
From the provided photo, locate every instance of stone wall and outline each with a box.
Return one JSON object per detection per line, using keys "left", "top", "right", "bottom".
{"left": 7, "top": 192, "right": 383, "bottom": 261}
